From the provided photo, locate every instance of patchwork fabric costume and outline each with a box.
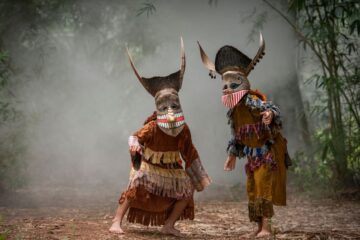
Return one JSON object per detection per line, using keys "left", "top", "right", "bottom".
{"left": 198, "top": 34, "right": 290, "bottom": 222}
{"left": 120, "top": 39, "right": 211, "bottom": 226}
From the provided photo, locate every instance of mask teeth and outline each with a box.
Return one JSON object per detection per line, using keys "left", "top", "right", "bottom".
{"left": 157, "top": 117, "right": 185, "bottom": 129}
{"left": 158, "top": 114, "right": 167, "bottom": 120}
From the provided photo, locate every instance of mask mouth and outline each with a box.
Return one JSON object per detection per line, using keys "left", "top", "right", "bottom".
{"left": 223, "top": 89, "right": 235, "bottom": 95}
{"left": 157, "top": 112, "right": 185, "bottom": 129}
{"left": 221, "top": 90, "right": 248, "bottom": 108}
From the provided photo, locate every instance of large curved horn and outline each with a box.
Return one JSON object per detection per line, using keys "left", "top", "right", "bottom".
{"left": 197, "top": 41, "right": 216, "bottom": 79}
{"left": 126, "top": 47, "right": 150, "bottom": 93}
{"left": 179, "top": 36, "right": 186, "bottom": 89}
{"left": 245, "top": 32, "right": 265, "bottom": 76}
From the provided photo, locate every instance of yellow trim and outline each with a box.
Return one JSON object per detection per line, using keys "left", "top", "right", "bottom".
{"left": 130, "top": 161, "right": 188, "bottom": 179}
{"left": 143, "top": 147, "right": 181, "bottom": 165}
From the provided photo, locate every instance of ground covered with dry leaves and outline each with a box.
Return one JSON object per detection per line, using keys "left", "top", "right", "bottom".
{"left": 0, "top": 187, "right": 359, "bottom": 240}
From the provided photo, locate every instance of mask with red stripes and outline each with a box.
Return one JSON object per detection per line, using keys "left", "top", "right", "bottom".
{"left": 157, "top": 112, "right": 185, "bottom": 129}
{"left": 221, "top": 90, "right": 248, "bottom": 108}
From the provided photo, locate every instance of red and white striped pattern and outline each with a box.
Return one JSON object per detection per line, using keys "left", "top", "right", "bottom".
{"left": 157, "top": 112, "right": 185, "bottom": 129}
{"left": 221, "top": 90, "right": 248, "bottom": 108}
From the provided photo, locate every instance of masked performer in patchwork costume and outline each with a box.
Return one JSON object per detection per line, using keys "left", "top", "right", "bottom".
{"left": 198, "top": 33, "right": 291, "bottom": 238}
{"left": 109, "top": 38, "right": 211, "bottom": 237}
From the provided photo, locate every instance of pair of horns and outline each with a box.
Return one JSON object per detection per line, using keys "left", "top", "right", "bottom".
{"left": 198, "top": 32, "right": 265, "bottom": 77}
{"left": 126, "top": 37, "right": 186, "bottom": 94}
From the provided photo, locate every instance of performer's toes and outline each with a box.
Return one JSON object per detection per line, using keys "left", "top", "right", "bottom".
{"left": 249, "top": 228, "right": 261, "bottom": 237}
{"left": 109, "top": 220, "right": 125, "bottom": 234}
{"left": 256, "top": 230, "right": 271, "bottom": 238}
{"left": 161, "top": 225, "right": 183, "bottom": 237}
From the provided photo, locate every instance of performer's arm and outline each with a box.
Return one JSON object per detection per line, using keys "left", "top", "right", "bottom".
{"left": 224, "top": 111, "right": 245, "bottom": 171}
{"left": 260, "top": 99, "right": 282, "bottom": 128}
{"left": 264, "top": 102, "right": 282, "bottom": 128}
{"left": 128, "top": 121, "right": 155, "bottom": 155}
{"left": 181, "top": 126, "right": 211, "bottom": 191}
{"left": 226, "top": 138, "right": 245, "bottom": 158}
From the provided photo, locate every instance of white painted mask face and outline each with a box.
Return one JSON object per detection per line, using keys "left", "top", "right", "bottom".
{"left": 221, "top": 71, "right": 250, "bottom": 108}
{"left": 155, "top": 89, "right": 185, "bottom": 136}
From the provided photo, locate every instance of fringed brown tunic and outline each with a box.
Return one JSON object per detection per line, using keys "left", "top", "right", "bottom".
{"left": 120, "top": 120, "right": 207, "bottom": 226}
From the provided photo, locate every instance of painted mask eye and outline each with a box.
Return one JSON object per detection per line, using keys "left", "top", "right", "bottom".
{"left": 160, "top": 106, "right": 167, "bottom": 111}
{"left": 230, "top": 83, "right": 240, "bottom": 89}
{"left": 171, "top": 104, "right": 179, "bottom": 110}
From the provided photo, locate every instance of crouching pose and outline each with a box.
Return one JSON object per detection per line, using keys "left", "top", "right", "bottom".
{"left": 198, "top": 33, "right": 291, "bottom": 238}
{"left": 110, "top": 38, "right": 211, "bottom": 237}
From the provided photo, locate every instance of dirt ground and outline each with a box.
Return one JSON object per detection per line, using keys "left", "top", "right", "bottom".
{"left": 1, "top": 189, "right": 360, "bottom": 240}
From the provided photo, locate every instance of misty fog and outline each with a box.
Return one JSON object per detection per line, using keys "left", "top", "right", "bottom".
{"left": 3, "top": 0, "right": 301, "bottom": 203}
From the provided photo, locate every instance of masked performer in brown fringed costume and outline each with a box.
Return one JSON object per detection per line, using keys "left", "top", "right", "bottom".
{"left": 109, "top": 38, "right": 211, "bottom": 237}
{"left": 197, "top": 33, "right": 291, "bottom": 238}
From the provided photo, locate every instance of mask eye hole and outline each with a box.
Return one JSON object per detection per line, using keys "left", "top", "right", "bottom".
{"left": 223, "top": 85, "right": 228, "bottom": 90}
{"left": 171, "top": 104, "right": 179, "bottom": 110}
{"left": 230, "top": 83, "right": 240, "bottom": 89}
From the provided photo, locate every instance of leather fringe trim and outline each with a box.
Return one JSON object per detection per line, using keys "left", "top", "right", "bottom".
{"left": 127, "top": 205, "right": 194, "bottom": 226}
{"left": 248, "top": 198, "right": 274, "bottom": 222}
{"left": 131, "top": 160, "right": 188, "bottom": 178}
{"left": 143, "top": 147, "right": 181, "bottom": 164}
{"left": 186, "top": 158, "right": 211, "bottom": 191}
{"left": 235, "top": 122, "right": 268, "bottom": 140}
{"left": 129, "top": 161, "right": 194, "bottom": 199}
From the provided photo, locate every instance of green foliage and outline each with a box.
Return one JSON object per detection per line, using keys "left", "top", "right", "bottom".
{"left": 137, "top": 2, "right": 156, "bottom": 17}
{"left": 279, "top": 0, "right": 360, "bottom": 189}
{"left": 0, "top": 217, "right": 10, "bottom": 240}
{"left": 246, "top": 11, "right": 268, "bottom": 44}
{"left": 0, "top": 49, "right": 25, "bottom": 191}
{"left": 0, "top": 130, "right": 26, "bottom": 191}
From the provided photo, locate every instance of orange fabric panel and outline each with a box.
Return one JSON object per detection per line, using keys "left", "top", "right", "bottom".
{"left": 133, "top": 121, "right": 199, "bottom": 167}
{"left": 271, "top": 134, "right": 287, "bottom": 206}
{"left": 233, "top": 102, "right": 272, "bottom": 148}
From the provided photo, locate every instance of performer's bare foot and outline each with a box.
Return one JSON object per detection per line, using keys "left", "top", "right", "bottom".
{"left": 256, "top": 229, "right": 271, "bottom": 238}
{"left": 161, "top": 224, "right": 182, "bottom": 237}
{"left": 246, "top": 223, "right": 261, "bottom": 238}
{"left": 256, "top": 218, "right": 271, "bottom": 238}
{"left": 249, "top": 222, "right": 262, "bottom": 237}
{"left": 109, "top": 219, "right": 124, "bottom": 234}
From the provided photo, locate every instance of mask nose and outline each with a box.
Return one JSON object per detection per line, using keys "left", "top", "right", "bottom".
{"left": 167, "top": 107, "right": 176, "bottom": 122}
{"left": 222, "top": 84, "right": 232, "bottom": 94}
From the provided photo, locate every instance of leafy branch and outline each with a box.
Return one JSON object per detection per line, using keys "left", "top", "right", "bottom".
{"left": 137, "top": 2, "right": 156, "bottom": 17}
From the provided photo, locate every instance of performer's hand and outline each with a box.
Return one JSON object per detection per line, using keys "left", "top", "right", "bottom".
{"left": 195, "top": 184, "right": 204, "bottom": 192}
{"left": 260, "top": 110, "right": 273, "bottom": 125}
{"left": 129, "top": 145, "right": 141, "bottom": 156}
{"left": 224, "top": 154, "right": 236, "bottom": 171}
